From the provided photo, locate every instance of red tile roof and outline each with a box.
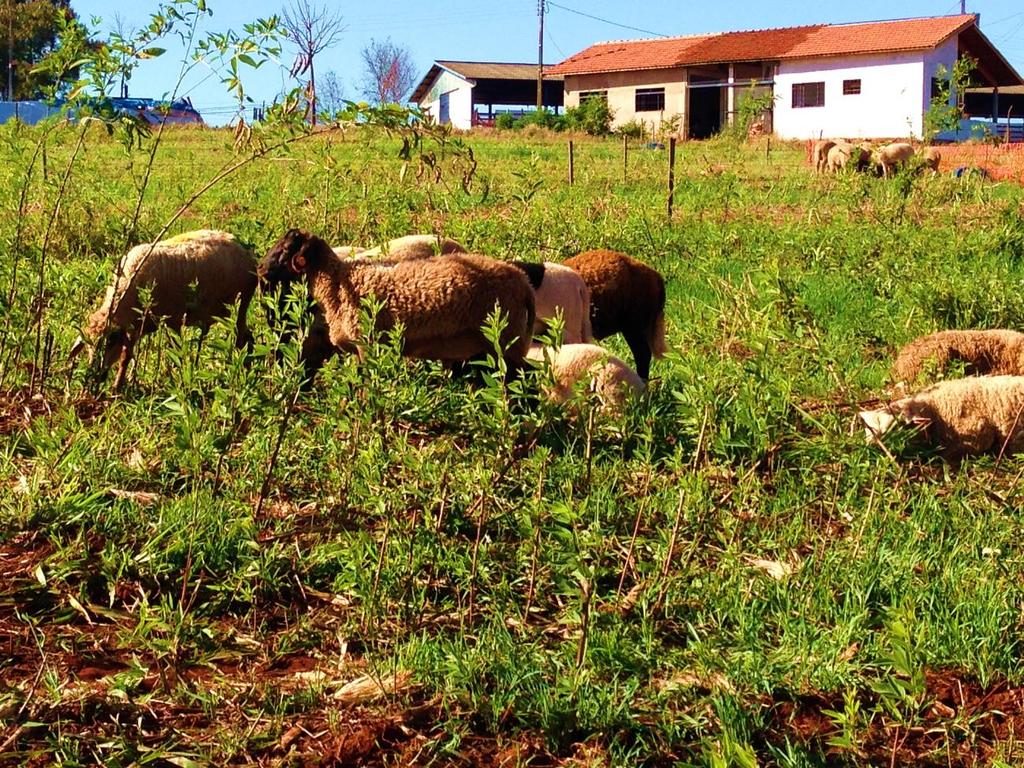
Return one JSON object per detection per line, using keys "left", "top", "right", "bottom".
{"left": 547, "top": 15, "right": 977, "bottom": 76}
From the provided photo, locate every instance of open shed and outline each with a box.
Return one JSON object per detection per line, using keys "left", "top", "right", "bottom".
{"left": 411, "top": 61, "right": 564, "bottom": 129}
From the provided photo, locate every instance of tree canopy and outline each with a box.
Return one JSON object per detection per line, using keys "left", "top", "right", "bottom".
{"left": 0, "top": 0, "right": 77, "bottom": 100}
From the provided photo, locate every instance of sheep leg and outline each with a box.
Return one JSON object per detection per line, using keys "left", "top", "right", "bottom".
{"left": 299, "top": 323, "right": 337, "bottom": 390}
{"left": 624, "top": 329, "right": 652, "bottom": 380}
{"left": 112, "top": 342, "right": 133, "bottom": 391}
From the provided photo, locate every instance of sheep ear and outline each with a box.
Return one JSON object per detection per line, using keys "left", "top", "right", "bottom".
{"left": 69, "top": 335, "right": 88, "bottom": 361}
{"left": 860, "top": 409, "right": 897, "bottom": 442}
{"left": 290, "top": 251, "right": 308, "bottom": 273}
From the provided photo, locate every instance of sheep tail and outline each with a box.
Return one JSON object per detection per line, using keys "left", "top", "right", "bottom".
{"left": 650, "top": 311, "right": 668, "bottom": 359}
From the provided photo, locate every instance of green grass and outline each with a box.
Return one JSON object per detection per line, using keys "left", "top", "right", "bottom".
{"left": 3, "top": 121, "right": 1024, "bottom": 766}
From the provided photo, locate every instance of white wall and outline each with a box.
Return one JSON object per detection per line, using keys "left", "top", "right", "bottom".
{"left": 419, "top": 70, "right": 475, "bottom": 130}
{"left": 774, "top": 48, "right": 953, "bottom": 140}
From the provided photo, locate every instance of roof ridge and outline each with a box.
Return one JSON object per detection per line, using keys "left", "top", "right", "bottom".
{"left": 437, "top": 59, "right": 545, "bottom": 66}
{"left": 579, "top": 13, "right": 975, "bottom": 49}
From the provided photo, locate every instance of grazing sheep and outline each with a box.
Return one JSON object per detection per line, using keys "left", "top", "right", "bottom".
{"left": 891, "top": 330, "right": 1024, "bottom": 385}
{"left": 563, "top": 249, "right": 667, "bottom": 380}
{"left": 921, "top": 146, "right": 941, "bottom": 174}
{"left": 258, "top": 229, "right": 535, "bottom": 369}
{"left": 512, "top": 261, "right": 594, "bottom": 344}
{"left": 812, "top": 140, "right": 836, "bottom": 173}
{"left": 876, "top": 142, "right": 915, "bottom": 178}
{"left": 72, "top": 229, "right": 257, "bottom": 389}
{"left": 826, "top": 141, "right": 854, "bottom": 173}
{"left": 860, "top": 375, "right": 1024, "bottom": 461}
{"left": 359, "top": 234, "right": 466, "bottom": 260}
{"left": 527, "top": 343, "right": 645, "bottom": 414}
{"left": 333, "top": 245, "right": 366, "bottom": 258}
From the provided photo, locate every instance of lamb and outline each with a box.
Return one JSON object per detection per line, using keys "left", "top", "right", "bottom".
{"left": 527, "top": 343, "right": 645, "bottom": 414}
{"left": 71, "top": 229, "right": 257, "bottom": 389}
{"left": 512, "top": 261, "right": 594, "bottom": 344}
{"left": 876, "top": 142, "right": 915, "bottom": 178}
{"left": 921, "top": 146, "right": 941, "bottom": 174}
{"left": 359, "top": 234, "right": 466, "bottom": 260}
{"left": 812, "top": 139, "right": 836, "bottom": 173}
{"left": 891, "top": 329, "right": 1024, "bottom": 385}
{"left": 860, "top": 375, "right": 1024, "bottom": 461}
{"left": 258, "top": 229, "right": 535, "bottom": 369}
{"left": 562, "top": 249, "right": 667, "bottom": 380}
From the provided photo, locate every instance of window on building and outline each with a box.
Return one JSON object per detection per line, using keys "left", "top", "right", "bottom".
{"left": 842, "top": 79, "right": 861, "bottom": 95}
{"left": 635, "top": 87, "right": 665, "bottom": 112}
{"left": 792, "top": 81, "right": 825, "bottom": 108}
{"left": 579, "top": 90, "right": 608, "bottom": 103}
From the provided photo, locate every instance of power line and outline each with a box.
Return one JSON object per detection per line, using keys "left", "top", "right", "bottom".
{"left": 546, "top": 1, "right": 669, "bottom": 38}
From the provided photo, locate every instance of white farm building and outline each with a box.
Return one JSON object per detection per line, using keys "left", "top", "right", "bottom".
{"left": 411, "top": 61, "right": 564, "bottom": 129}
{"left": 546, "top": 14, "right": 1023, "bottom": 140}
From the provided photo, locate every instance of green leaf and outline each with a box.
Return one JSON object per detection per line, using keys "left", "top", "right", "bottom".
{"left": 137, "top": 47, "right": 167, "bottom": 59}
{"left": 237, "top": 53, "right": 258, "bottom": 68}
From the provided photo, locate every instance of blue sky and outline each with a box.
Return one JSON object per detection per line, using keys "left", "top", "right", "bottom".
{"left": 72, "top": 0, "right": 1024, "bottom": 125}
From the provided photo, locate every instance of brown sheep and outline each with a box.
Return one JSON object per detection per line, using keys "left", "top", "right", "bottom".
{"left": 563, "top": 249, "right": 667, "bottom": 380}
{"left": 258, "top": 229, "right": 535, "bottom": 370}
{"left": 860, "top": 375, "right": 1024, "bottom": 462}
{"left": 891, "top": 329, "right": 1024, "bottom": 385}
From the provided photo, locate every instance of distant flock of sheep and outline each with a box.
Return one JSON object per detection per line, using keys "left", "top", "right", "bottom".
{"left": 811, "top": 139, "right": 940, "bottom": 177}
{"left": 73, "top": 229, "right": 667, "bottom": 414}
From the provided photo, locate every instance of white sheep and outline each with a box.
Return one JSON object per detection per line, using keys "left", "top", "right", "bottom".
{"left": 812, "top": 140, "right": 836, "bottom": 173}
{"left": 860, "top": 375, "right": 1024, "bottom": 461}
{"left": 512, "top": 261, "right": 594, "bottom": 344}
{"left": 359, "top": 234, "right": 466, "bottom": 260}
{"left": 527, "top": 343, "right": 645, "bottom": 414}
{"left": 876, "top": 142, "right": 915, "bottom": 178}
{"left": 72, "top": 229, "right": 257, "bottom": 389}
{"left": 259, "top": 229, "right": 535, "bottom": 369}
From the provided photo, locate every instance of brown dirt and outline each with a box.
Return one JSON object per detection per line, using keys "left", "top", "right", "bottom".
{"left": 772, "top": 668, "right": 1024, "bottom": 766}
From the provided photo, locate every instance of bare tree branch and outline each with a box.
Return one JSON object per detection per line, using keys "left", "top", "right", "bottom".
{"left": 281, "top": 0, "right": 345, "bottom": 125}
{"left": 360, "top": 37, "right": 416, "bottom": 106}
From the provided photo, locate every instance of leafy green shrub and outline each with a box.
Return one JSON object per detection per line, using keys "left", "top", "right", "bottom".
{"left": 564, "top": 96, "right": 614, "bottom": 135}
{"left": 617, "top": 119, "right": 644, "bottom": 139}
{"left": 495, "top": 113, "right": 516, "bottom": 130}
{"left": 514, "top": 108, "right": 562, "bottom": 131}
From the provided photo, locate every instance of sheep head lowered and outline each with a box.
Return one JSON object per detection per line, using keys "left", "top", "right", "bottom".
{"left": 259, "top": 228, "right": 332, "bottom": 288}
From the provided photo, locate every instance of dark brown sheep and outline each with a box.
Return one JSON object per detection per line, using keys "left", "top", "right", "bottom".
{"left": 562, "top": 249, "right": 667, "bottom": 379}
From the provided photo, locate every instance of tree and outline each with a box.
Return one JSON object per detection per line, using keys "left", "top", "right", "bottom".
{"left": 317, "top": 68, "right": 343, "bottom": 116}
{"left": 281, "top": 0, "right": 344, "bottom": 125}
{"left": 1, "top": 0, "right": 76, "bottom": 100}
{"left": 360, "top": 37, "right": 415, "bottom": 106}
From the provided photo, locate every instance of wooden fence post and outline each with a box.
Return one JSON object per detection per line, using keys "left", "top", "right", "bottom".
{"left": 622, "top": 133, "right": 628, "bottom": 182}
{"left": 568, "top": 140, "right": 575, "bottom": 186}
{"left": 667, "top": 137, "right": 676, "bottom": 219}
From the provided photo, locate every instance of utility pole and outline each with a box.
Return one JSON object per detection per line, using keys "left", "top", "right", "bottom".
{"left": 536, "top": 0, "right": 544, "bottom": 111}
{"left": 7, "top": 0, "right": 14, "bottom": 102}
{"left": 961, "top": 0, "right": 966, "bottom": 13}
